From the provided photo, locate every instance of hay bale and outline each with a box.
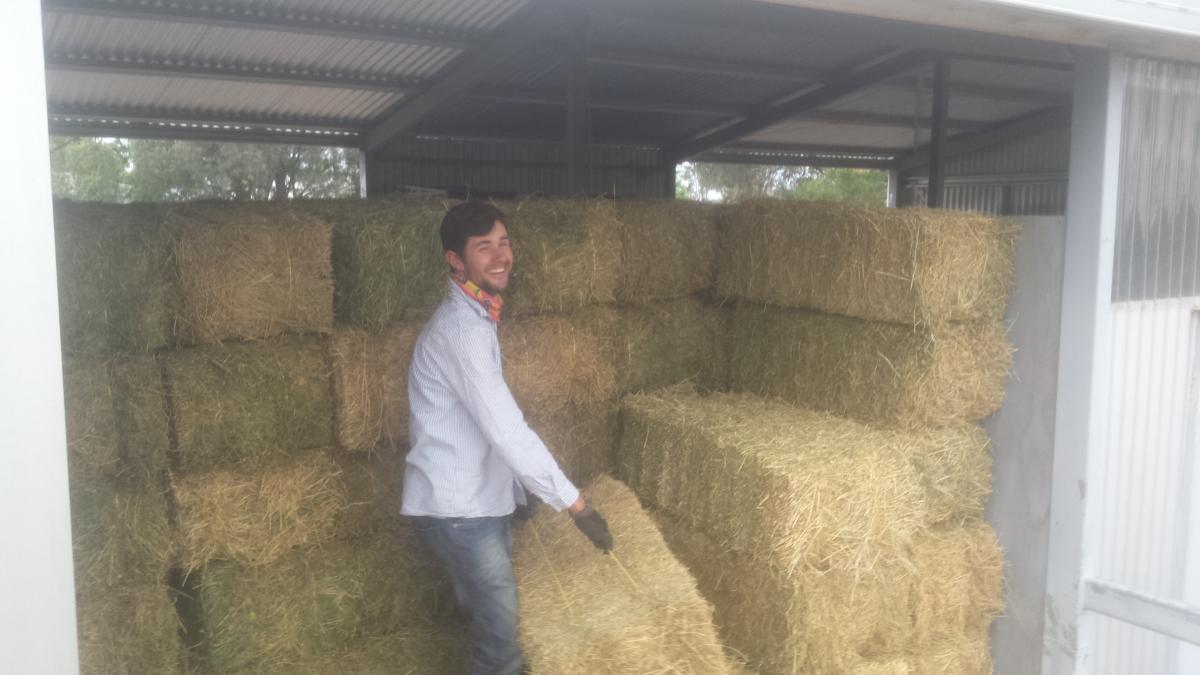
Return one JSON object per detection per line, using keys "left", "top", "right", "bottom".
{"left": 527, "top": 402, "right": 619, "bottom": 487}
{"left": 909, "top": 635, "right": 990, "bottom": 675}
{"left": 514, "top": 475, "right": 737, "bottom": 674}
{"left": 323, "top": 199, "right": 448, "bottom": 332}
{"left": 654, "top": 512, "right": 913, "bottom": 675}
{"left": 618, "top": 389, "right": 926, "bottom": 575}
{"left": 63, "top": 354, "right": 170, "bottom": 485}
{"left": 910, "top": 521, "right": 1004, "bottom": 648}
{"left": 173, "top": 449, "right": 348, "bottom": 572}
{"left": 727, "top": 302, "right": 1011, "bottom": 429}
{"left": 168, "top": 203, "right": 333, "bottom": 345}
{"left": 332, "top": 330, "right": 388, "bottom": 451}
{"left": 601, "top": 299, "right": 726, "bottom": 393}
{"left": 851, "top": 659, "right": 911, "bottom": 675}
{"left": 718, "top": 199, "right": 1018, "bottom": 325}
{"left": 501, "top": 314, "right": 618, "bottom": 415}
{"left": 615, "top": 199, "right": 719, "bottom": 303}
{"left": 76, "top": 582, "right": 183, "bottom": 675}
{"left": 198, "top": 533, "right": 452, "bottom": 673}
{"left": 166, "top": 336, "right": 333, "bottom": 474}
{"left": 501, "top": 198, "right": 621, "bottom": 316}
{"left": 225, "top": 623, "right": 468, "bottom": 675}
{"left": 54, "top": 202, "right": 171, "bottom": 355}
{"left": 335, "top": 451, "right": 406, "bottom": 539}
{"left": 71, "top": 478, "right": 172, "bottom": 588}
{"left": 382, "top": 322, "right": 423, "bottom": 447}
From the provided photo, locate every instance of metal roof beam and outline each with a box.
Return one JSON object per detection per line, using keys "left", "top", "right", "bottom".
{"left": 365, "top": 0, "right": 561, "bottom": 152}
{"left": 44, "top": 53, "right": 422, "bottom": 93}
{"left": 894, "top": 105, "right": 1072, "bottom": 172}
{"left": 42, "top": 0, "right": 480, "bottom": 51}
{"left": 801, "top": 109, "right": 988, "bottom": 131}
{"left": 48, "top": 104, "right": 363, "bottom": 134}
{"left": 48, "top": 121, "right": 361, "bottom": 147}
{"left": 691, "top": 150, "right": 895, "bottom": 170}
{"left": 667, "top": 49, "right": 933, "bottom": 162}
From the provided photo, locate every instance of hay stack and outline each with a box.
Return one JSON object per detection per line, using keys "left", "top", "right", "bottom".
{"left": 71, "top": 479, "right": 172, "bottom": 589}
{"left": 166, "top": 336, "right": 333, "bottom": 473}
{"left": 501, "top": 198, "right": 621, "bottom": 316}
{"left": 225, "top": 623, "right": 468, "bottom": 675}
{"left": 323, "top": 199, "right": 448, "bottom": 331}
{"left": 612, "top": 299, "right": 726, "bottom": 393}
{"left": 76, "top": 582, "right": 183, "bottom": 675}
{"left": 910, "top": 522, "right": 1004, "bottom": 651}
{"left": 615, "top": 200, "right": 719, "bottom": 303}
{"left": 197, "top": 533, "right": 452, "bottom": 673}
{"left": 618, "top": 389, "right": 926, "bottom": 574}
{"left": 54, "top": 202, "right": 171, "bottom": 355}
{"left": 526, "top": 402, "right": 619, "bottom": 487}
{"left": 718, "top": 200, "right": 1018, "bottom": 325}
{"left": 382, "top": 322, "right": 423, "bottom": 447}
{"left": 335, "top": 451, "right": 406, "bottom": 538}
{"left": 167, "top": 203, "right": 333, "bottom": 345}
{"left": 172, "top": 449, "right": 349, "bottom": 572}
{"left": 514, "top": 475, "right": 737, "bottom": 674}
{"left": 331, "top": 329, "right": 389, "bottom": 451}
{"left": 727, "top": 303, "right": 1011, "bottom": 429}
{"left": 500, "top": 314, "right": 618, "bottom": 414}
{"left": 63, "top": 355, "right": 170, "bottom": 485}
{"left": 654, "top": 512, "right": 914, "bottom": 675}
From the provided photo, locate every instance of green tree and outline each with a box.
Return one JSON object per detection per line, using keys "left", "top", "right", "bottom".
{"left": 49, "top": 138, "right": 128, "bottom": 202}
{"left": 787, "top": 168, "right": 888, "bottom": 206}
{"left": 675, "top": 162, "right": 812, "bottom": 202}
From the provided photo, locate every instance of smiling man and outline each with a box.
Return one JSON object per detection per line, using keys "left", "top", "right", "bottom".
{"left": 402, "top": 200, "right": 613, "bottom": 675}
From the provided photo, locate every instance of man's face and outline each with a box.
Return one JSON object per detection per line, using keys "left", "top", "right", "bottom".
{"left": 446, "top": 220, "right": 513, "bottom": 294}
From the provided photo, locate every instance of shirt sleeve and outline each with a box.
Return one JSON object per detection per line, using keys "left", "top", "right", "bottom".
{"left": 434, "top": 325, "right": 581, "bottom": 511}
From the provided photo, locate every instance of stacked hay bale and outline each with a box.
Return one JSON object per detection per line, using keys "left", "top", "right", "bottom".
{"left": 55, "top": 203, "right": 182, "bottom": 674}
{"left": 617, "top": 199, "right": 1015, "bottom": 674}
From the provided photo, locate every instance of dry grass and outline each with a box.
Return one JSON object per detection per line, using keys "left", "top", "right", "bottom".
{"left": 321, "top": 198, "right": 449, "bottom": 332}
{"left": 334, "top": 450, "right": 407, "bottom": 539}
{"left": 223, "top": 622, "right": 468, "bottom": 675}
{"left": 718, "top": 199, "right": 1018, "bottom": 325}
{"left": 382, "top": 322, "right": 423, "bottom": 448}
{"left": 526, "top": 402, "right": 620, "bottom": 488}
{"left": 71, "top": 478, "right": 172, "bottom": 589}
{"left": 514, "top": 475, "right": 737, "bottom": 674}
{"left": 198, "top": 533, "right": 452, "bottom": 672}
{"left": 910, "top": 521, "right": 1004, "bottom": 648}
{"left": 615, "top": 199, "right": 720, "bottom": 303}
{"left": 727, "top": 302, "right": 1011, "bottom": 429}
{"left": 166, "top": 336, "right": 333, "bottom": 474}
{"left": 172, "top": 449, "right": 348, "bottom": 572}
{"left": 167, "top": 202, "right": 333, "bottom": 345}
{"left": 501, "top": 314, "right": 618, "bottom": 415}
{"left": 619, "top": 389, "right": 927, "bottom": 576}
{"left": 54, "top": 202, "right": 172, "bottom": 355}
{"left": 331, "top": 329, "right": 388, "bottom": 451}
{"left": 500, "top": 198, "right": 621, "bottom": 316}
{"left": 76, "top": 582, "right": 183, "bottom": 675}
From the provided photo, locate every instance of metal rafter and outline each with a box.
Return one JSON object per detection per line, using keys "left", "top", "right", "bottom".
{"left": 893, "top": 105, "right": 1072, "bottom": 172}
{"left": 667, "top": 49, "right": 934, "bottom": 162}
{"left": 47, "top": 104, "right": 365, "bottom": 132}
{"left": 42, "top": 0, "right": 481, "bottom": 51}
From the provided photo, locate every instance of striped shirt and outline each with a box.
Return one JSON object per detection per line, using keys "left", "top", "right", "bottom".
{"left": 401, "top": 279, "right": 581, "bottom": 517}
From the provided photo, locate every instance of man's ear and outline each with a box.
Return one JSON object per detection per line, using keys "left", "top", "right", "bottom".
{"left": 445, "top": 249, "right": 465, "bottom": 277}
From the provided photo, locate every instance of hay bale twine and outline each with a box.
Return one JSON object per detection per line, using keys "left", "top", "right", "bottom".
{"left": 172, "top": 449, "right": 349, "bottom": 572}
{"left": 615, "top": 199, "right": 719, "bottom": 303}
{"left": 718, "top": 199, "right": 1018, "bottom": 325}
{"left": 322, "top": 199, "right": 447, "bottom": 331}
{"left": 76, "top": 582, "right": 183, "bottom": 675}
{"left": 166, "top": 336, "right": 333, "bottom": 474}
{"left": 500, "top": 198, "right": 621, "bottom": 316}
{"left": 54, "top": 202, "right": 172, "bottom": 355}
{"left": 727, "top": 302, "right": 1011, "bottom": 429}
{"left": 514, "top": 475, "right": 737, "bottom": 674}
{"left": 168, "top": 203, "right": 333, "bottom": 345}
{"left": 618, "top": 389, "right": 926, "bottom": 576}
{"left": 331, "top": 329, "right": 388, "bottom": 451}
{"left": 197, "top": 533, "right": 452, "bottom": 673}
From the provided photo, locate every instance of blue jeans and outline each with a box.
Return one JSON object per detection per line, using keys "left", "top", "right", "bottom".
{"left": 410, "top": 515, "right": 522, "bottom": 675}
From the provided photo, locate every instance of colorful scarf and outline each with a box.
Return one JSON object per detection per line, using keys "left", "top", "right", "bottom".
{"left": 455, "top": 278, "right": 504, "bottom": 323}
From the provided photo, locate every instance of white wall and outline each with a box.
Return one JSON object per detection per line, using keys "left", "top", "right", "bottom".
{"left": 0, "top": 1, "right": 80, "bottom": 673}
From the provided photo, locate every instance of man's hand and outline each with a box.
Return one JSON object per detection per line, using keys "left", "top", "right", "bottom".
{"left": 570, "top": 501, "right": 614, "bottom": 552}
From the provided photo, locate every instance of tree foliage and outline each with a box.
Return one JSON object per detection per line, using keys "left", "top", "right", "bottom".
{"left": 676, "top": 162, "right": 888, "bottom": 206}
{"left": 786, "top": 167, "right": 888, "bottom": 206}
{"left": 49, "top": 137, "right": 360, "bottom": 203}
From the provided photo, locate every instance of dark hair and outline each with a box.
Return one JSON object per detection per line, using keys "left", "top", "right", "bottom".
{"left": 440, "top": 201, "right": 507, "bottom": 258}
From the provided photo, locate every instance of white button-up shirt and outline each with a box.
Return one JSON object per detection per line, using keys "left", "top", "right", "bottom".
{"left": 401, "top": 280, "right": 581, "bottom": 517}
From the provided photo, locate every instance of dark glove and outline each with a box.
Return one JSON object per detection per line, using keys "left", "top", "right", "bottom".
{"left": 571, "top": 502, "right": 614, "bottom": 552}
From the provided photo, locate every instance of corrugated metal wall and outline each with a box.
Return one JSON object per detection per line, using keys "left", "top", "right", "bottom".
{"left": 1088, "top": 56, "right": 1200, "bottom": 675}
{"left": 365, "top": 134, "right": 670, "bottom": 198}
{"left": 904, "top": 127, "right": 1070, "bottom": 215}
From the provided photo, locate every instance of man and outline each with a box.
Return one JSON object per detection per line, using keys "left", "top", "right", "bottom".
{"left": 403, "top": 200, "right": 614, "bottom": 675}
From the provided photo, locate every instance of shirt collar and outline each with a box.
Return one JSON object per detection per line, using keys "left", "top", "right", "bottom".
{"left": 447, "top": 278, "right": 494, "bottom": 322}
